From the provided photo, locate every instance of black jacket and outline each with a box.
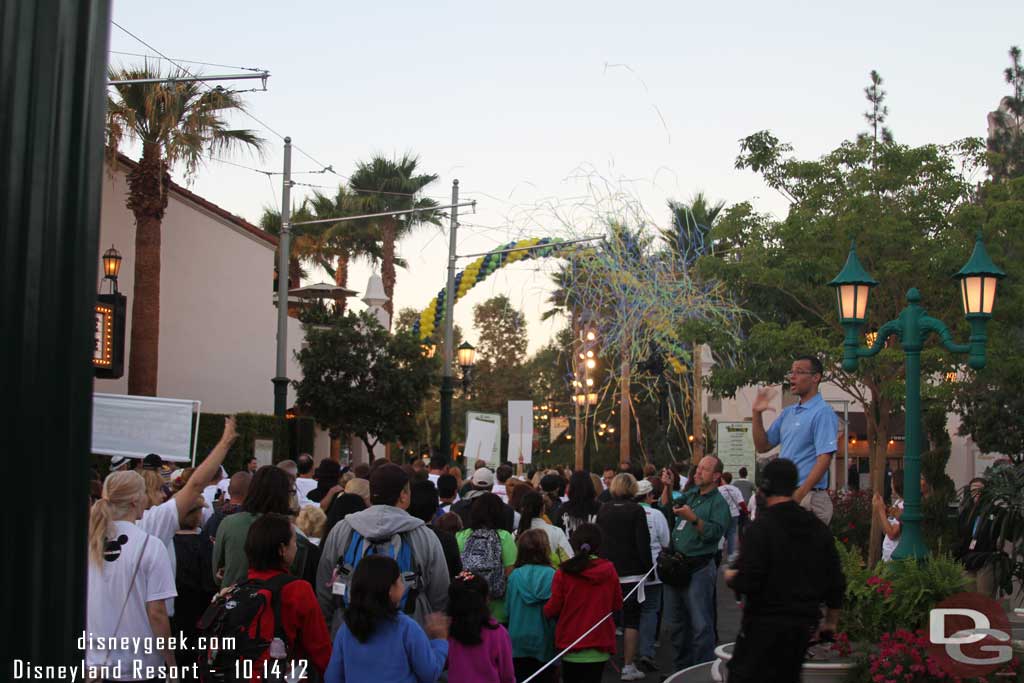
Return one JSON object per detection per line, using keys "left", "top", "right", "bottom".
{"left": 728, "top": 500, "right": 844, "bottom": 622}
{"left": 596, "top": 499, "right": 652, "bottom": 579}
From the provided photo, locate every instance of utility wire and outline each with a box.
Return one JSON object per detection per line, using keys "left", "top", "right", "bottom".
{"left": 111, "top": 21, "right": 335, "bottom": 174}
{"left": 108, "top": 49, "right": 267, "bottom": 72}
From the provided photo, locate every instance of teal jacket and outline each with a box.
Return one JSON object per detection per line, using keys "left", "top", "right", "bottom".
{"left": 659, "top": 487, "right": 731, "bottom": 558}
{"left": 505, "top": 564, "right": 557, "bottom": 661}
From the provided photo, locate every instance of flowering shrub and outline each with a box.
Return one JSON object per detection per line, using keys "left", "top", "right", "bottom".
{"left": 831, "top": 489, "right": 873, "bottom": 555}
{"left": 859, "top": 629, "right": 1019, "bottom": 683}
{"left": 835, "top": 540, "right": 967, "bottom": 646}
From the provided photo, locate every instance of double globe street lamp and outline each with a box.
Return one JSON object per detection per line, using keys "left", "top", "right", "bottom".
{"left": 829, "top": 234, "right": 1005, "bottom": 559}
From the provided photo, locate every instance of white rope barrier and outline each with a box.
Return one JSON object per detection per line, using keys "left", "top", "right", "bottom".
{"left": 521, "top": 564, "right": 659, "bottom": 683}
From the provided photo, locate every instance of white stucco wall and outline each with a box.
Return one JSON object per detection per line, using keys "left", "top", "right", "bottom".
{"left": 95, "top": 167, "right": 303, "bottom": 416}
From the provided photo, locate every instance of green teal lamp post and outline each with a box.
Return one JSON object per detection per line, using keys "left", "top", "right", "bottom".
{"left": 829, "top": 234, "right": 1005, "bottom": 560}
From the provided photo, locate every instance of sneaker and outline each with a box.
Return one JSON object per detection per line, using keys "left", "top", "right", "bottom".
{"left": 637, "top": 656, "right": 660, "bottom": 672}
{"left": 621, "top": 664, "right": 646, "bottom": 680}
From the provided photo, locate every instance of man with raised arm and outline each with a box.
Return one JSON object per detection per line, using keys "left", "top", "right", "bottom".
{"left": 751, "top": 356, "right": 838, "bottom": 524}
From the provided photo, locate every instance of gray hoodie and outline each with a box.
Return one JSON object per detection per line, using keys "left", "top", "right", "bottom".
{"left": 316, "top": 504, "right": 450, "bottom": 632}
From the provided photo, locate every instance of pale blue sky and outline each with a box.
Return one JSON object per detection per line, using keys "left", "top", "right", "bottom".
{"left": 108, "top": 1, "right": 1022, "bottom": 352}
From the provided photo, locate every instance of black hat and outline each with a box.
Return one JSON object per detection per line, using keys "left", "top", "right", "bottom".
{"left": 142, "top": 453, "right": 163, "bottom": 471}
{"left": 758, "top": 459, "right": 798, "bottom": 498}
{"left": 369, "top": 463, "right": 410, "bottom": 506}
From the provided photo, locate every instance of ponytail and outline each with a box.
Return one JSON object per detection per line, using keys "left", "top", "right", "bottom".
{"left": 517, "top": 491, "right": 545, "bottom": 536}
{"left": 88, "top": 471, "right": 145, "bottom": 567}
{"left": 560, "top": 523, "right": 603, "bottom": 575}
{"left": 88, "top": 499, "right": 113, "bottom": 566}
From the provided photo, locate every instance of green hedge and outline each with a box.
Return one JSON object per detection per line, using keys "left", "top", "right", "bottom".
{"left": 194, "top": 412, "right": 291, "bottom": 473}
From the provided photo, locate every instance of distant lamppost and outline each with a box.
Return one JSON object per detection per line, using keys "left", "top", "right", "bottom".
{"left": 457, "top": 341, "right": 477, "bottom": 393}
{"left": 102, "top": 245, "right": 122, "bottom": 293}
{"left": 829, "top": 235, "right": 1005, "bottom": 559}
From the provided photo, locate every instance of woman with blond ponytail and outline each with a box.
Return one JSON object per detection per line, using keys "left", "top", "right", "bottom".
{"left": 86, "top": 470, "right": 179, "bottom": 681}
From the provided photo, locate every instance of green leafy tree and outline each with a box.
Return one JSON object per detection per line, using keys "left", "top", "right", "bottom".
{"left": 465, "top": 297, "right": 532, "bottom": 450}
{"left": 106, "top": 65, "right": 264, "bottom": 395}
{"left": 952, "top": 176, "right": 1024, "bottom": 460}
{"left": 704, "top": 132, "right": 984, "bottom": 564}
{"left": 347, "top": 155, "right": 440, "bottom": 322}
{"left": 293, "top": 310, "right": 437, "bottom": 453}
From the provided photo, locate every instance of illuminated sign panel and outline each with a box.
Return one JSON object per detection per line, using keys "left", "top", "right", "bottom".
{"left": 94, "top": 294, "right": 126, "bottom": 378}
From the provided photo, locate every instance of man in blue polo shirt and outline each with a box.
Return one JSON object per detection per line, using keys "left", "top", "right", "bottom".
{"left": 751, "top": 355, "right": 838, "bottom": 524}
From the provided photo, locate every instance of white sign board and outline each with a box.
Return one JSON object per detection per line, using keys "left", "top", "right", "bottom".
{"left": 254, "top": 439, "right": 275, "bottom": 468}
{"left": 92, "top": 393, "right": 200, "bottom": 463}
{"left": 716, "top": 421, "right": 756, "bottom": 477}
{"left": 465, "top": 412, "right": 501, "bottom": 466}
{"left": 507, "top": 401, "right": 534, "bottom": 464}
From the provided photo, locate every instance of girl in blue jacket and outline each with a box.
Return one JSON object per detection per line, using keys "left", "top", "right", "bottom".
{"left": 505, "top": 529, "right": 558, "bottom": 683}
{"left": 325, "top": 555, "right": 449, "bottom": 683}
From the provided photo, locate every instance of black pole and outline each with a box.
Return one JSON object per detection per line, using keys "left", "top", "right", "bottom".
{"left": 0, "top": 0, "right": 111, "bottom": 672}
{"left": 440, "top": 376, "right": 454, "bottom": 463}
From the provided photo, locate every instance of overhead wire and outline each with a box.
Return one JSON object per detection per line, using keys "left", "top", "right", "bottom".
{"left": 108, "top": 49, "right": 267, "bottom": 73}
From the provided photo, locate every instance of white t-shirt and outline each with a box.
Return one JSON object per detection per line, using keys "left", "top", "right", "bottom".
{"left": 718, "top": 484, "right": 744, "bottom": 518}
{"left": 678, "top": 476, "right": 689, "bottom": 492}
{"left": 882, "top": 499, "right": 904, "bottom": 562}
{"left": 138, "top": 497, "right": 180, "bottom": 616}
{"left": 86, "top": 521, "right": 177, "bottom": 678}
{"left": 295, "top": 477, "right": 317, "bottom": 500}
{"left": 642, "top": 504, "right": 671, "bottom": 585}
{"left": 428, "top": 473, "right": 441, "bottom": 485}
{"left": 529, "top": 518, "right": 574, "bottom": 561}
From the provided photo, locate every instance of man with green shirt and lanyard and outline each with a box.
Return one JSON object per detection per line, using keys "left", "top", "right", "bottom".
{"left": 659, "top": 455, "right": 733, "bottom": 672}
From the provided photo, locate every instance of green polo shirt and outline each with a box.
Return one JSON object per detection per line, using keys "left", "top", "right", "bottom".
{"left": 659, "top": 487, "right": 731, "bottom": 558}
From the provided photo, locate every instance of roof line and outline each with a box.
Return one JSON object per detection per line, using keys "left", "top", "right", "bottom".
{"left": 109, "top": 151, "right": 278, "bottom": 247}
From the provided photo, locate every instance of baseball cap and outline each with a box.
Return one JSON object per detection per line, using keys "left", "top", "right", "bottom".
{"left": 142, "top": 453, "right": 163, "bottom": 470}
{"left": 369, "top": 463, "right": 410, "bottom": 506}
{"left": 471, "top": 467, "right": 495, "bottom": 488}
{"left": 110, "top": 455, "right": 131, "bottom": 471}
{"left": 636, "top": 478, "right": 653, "bottom": 497}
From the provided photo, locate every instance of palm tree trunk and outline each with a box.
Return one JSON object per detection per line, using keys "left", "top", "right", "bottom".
{"left": 381, "top": 218, "right": 396, "bottom": 325}
{"left": 126, "top": 143, "right": 168, "bottom": 396}
{"left": 334, "top": 251, "right": 350, "bottom": 313}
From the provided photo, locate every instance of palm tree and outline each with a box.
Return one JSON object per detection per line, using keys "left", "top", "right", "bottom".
{"left": 106, "top": 64, "right": 263, "bottom": 395}
{"left": 347, "top": 154, "right": 440, "bottom": 324}
{"left": 661, "top": 192, "right": 726, "bottom": 268}
{"left": 302, "top": 187, "right": 383, "bottom": 311}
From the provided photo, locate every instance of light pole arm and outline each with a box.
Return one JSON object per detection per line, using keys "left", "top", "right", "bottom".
{"left": 919, "top": 315, "right": 970, "bottom": 355}
{"left": 840, "top": 319, "right": 901, "bottom": 371}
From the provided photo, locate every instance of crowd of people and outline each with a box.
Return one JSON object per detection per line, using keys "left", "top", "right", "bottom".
{"left": 83, "top": 355, "right": 992, "bottom": 683}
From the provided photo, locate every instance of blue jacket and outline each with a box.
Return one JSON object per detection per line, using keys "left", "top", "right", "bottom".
{"left": 505, "top": 564, "right": 557, "bottom": 661}
{"left": 325, "top": 612, "right": 448, "bottom": 683}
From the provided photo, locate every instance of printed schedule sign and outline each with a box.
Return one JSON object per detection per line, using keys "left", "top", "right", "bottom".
{"left": 716, "top": 421, "right": 756, "bottom": 476}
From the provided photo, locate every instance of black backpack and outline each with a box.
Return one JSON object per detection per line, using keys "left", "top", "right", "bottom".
{"left": 196, "top": 574, "right": 297, "bottom": 682}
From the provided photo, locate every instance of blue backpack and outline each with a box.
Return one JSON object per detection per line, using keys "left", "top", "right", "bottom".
{"left": 334, "top": 530, "right": 422, "bottom": 614}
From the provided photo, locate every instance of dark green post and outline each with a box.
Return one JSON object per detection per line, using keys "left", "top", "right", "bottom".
{"left": 0, "top": 0, "right": 112, "bottom": 671}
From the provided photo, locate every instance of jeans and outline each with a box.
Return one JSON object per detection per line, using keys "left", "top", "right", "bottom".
{"left": 664, "top": 557, "right": 718, "bottom": 671}
{"left": 638, "top": 583, "right": 663, "bottom": 659}
{"left": 725, "top": 516, "right": 739, "bottom": 558}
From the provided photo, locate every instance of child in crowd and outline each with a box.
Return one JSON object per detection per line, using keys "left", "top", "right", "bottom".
{"left": 543, "top": 523, "right": 622, "bottom": 683}
{"left": 446, "top": 571, "right": 515, "bottom": 683}
{"left": 506, "top": 529, "right": 558, "bottom": 683}
{"left": 325, "top": 555, "right": 449, "bottom": 683}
